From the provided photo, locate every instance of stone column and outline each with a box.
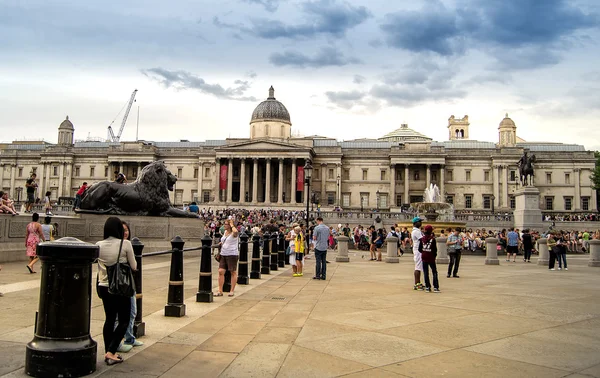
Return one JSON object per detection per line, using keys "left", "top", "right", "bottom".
{"left": 426, "top": 164, "right": 431, "bottom": 188}
{"left": 38, "top": 163, "right": 44, "bottom": 197}
{"left": 45, "top": 163, "right": 51, "bottom": 197}
{"left": 197, "top": 163, "right": 203, "bottom": 203}
{"left": 226, "top": 159, "right": 233, "bottom": 203}
{"left": 493, "top": 165, "right": 500, "bottom": 210}
{"left": 252, "top": 158, "right": 258, "bottom": 203}
{"left": 336, "top": 163, "right": 342, "bottom": 207}
{"left": 440, "top": 165, "right": 445, "bottom": 199}
{"left": 277, "top": 158, "right": 284, "bottom": 205}
{"left": 10, "top": 164, "right": 16, "bottom": 198}
{"left": 291, "top": 159, "right": 297, "bottom": 204}
{"left": 404, "top": 164, "right": 410, "bottom": 206}
{"left": 385, "top": 236, "right": 399, "bottom": 263}
{"left": 389, "top": 164, "right": 396, "bottom": 208}
{"left": 336, "top": 235, "right": 350, "bottom": 262}
{"left": 0, "top": 164, "right": 4, "bottom": 192}
{"left": 265, "top": 158, "right": 271, "bottom": 203}
{"left": 574, "top": 168, "right": 581, "bottom": 210}
{"left": 485, "top": 237, "right": 499, "bottom": 265}
{"left": 65, "top": 163, "right": 73, "bottom": 197}
{"left": 58, "top": 163, "right": 65, "bottom": 197}
{"left": 320, "top": 163, "right": 327, "bottom": 206}
{"left": 502, "top": 165, "right": 509, "bottom": 208}
{"left": 588, "top": 240, "right": 600, "bottom": 267}
{"left": 436, "top": 237, "right": 449, "bottom": 264}
{"left": 214, "top": 158, "right": 221, "bottom": 203}
{"left": 537, "top": 238, "right": 549, "bottom": 266}
{"left": 239, "top": 158, "right": 246, "bottom": 203}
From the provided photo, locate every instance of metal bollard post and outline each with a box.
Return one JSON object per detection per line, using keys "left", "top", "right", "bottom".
{"left": 237, "top": 233, "right": 250, "bottom": 284}
{"left": 270, "top": 232, "right": 279, "bottom": 271}
{"left": 261, "top": 232, "right": 271, "bottom": 275}
{"left": 26, "top": 238, "right": 99, "bottom": 377}
{"left": 284, "top": 238, "right": 290, "bottom": 265}
{"left": 250, "top": 234, "right": 262, "bottom": 279}
{"left": 131, "top": 237, "right": 145, "bottom": 337}
{"left": 196, "top": 235, "right": 214, "bottom": 302}
{"left": 165, "top": 236, "right": 186, "bottom": 317}
{"left": 278, "top": 232, "right": 286, "bottom": 268}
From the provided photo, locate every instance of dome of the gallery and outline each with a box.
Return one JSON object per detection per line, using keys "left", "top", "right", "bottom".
{"left": 250, "top": 86, "right": 291, "bottom": 125}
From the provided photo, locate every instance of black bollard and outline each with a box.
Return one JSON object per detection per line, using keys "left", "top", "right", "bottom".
{"left": 131, "top": 237, "right": 145, "bottom": 338}
{"left": 250, "top": 233, "right": 262, "bottom": 279}
{"left": 196, "top": 235, "right": 213, "bottom": 302}
{"left": 284, "top": 239, "right": 290, "bottom": 265}
{"left": 26, "top": 237, "right": 99, "bottom": 377}
{"left": 270, "top": 232, "right": 279, "bottom": 271}
{"left": 278, "top": 232, "right": 286, "bottom": 268}
{"left": 261, "top": 232, "right": 271, "bottom": 275}
{"left": 237, "top": 233, "right": 250, "bottom": 285}
{"left": 165, "top": 236, "right": 186, "bottom": 317}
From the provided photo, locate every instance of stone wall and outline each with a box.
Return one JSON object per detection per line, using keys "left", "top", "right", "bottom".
{"left": 0, "top": 214, "right": 205, "bottom": 263}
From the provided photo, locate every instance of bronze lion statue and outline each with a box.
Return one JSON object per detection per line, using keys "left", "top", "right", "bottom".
{"left": 78, "top": 161, "right": 198, "bottom": 218}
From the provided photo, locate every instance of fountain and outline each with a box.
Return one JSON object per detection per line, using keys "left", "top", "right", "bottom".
{"left": 412, "top": 184, "right": 455, "bottom": 222}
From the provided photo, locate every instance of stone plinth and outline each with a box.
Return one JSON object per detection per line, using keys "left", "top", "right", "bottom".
{"left": 336, "top": 236, "right": 350, "bottom": 262}
{"left": 436, "top": 237, "right": 449, "bottom": 264}
{"left": 588, "top": 240, "right": 600, "bottom": 267}
{"left": 385, "top": 236, "right": 399, "bottom": 263}
{"left": 485, "top": 237, "right": 499, "bottom": 265}
{"left": 513, "top": 186, "right": 543, "bottom": 231}
{"left": 537, "top": 238, "right": 549, "bottom": 266}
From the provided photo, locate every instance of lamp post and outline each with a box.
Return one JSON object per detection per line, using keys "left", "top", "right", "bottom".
{"left": 376, "top": 190, "right": 380, "bottom": 211}
{"left": 336, "top": 174, "right": 340, "bottom": 207}
{"left": 304, "top": 160, "right": 313, "bottom": 227}
{"left": 491, "top": 194, "right": 495, "bottom": 214}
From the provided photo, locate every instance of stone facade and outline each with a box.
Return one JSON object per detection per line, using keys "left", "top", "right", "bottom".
{"left": 0, "top": 90, "right": 596, "bottom": 213}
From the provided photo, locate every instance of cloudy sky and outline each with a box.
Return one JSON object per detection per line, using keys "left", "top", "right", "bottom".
{"left": 1, "top": 0, "right": 599, "bottom": 150}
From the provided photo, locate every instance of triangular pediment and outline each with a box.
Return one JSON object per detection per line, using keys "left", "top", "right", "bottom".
{"left": 217, "top": 139, "right": 309, "bottom": 151}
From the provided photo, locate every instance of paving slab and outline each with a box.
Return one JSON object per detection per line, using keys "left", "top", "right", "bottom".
{"left": 1, "top": 253, "right": 600, "bottom": 377}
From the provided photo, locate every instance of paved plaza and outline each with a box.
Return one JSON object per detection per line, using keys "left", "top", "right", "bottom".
{"left": 0, "top": 249, "right": 599, "bottom": 378}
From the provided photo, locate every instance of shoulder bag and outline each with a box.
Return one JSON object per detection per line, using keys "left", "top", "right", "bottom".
{"left": 107, "top": 239, "right": 135, "bottom": 297}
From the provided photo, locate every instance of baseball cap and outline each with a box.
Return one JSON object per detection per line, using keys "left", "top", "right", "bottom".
{"left": 412, "top": 217, "right": 424, "bottom": 224}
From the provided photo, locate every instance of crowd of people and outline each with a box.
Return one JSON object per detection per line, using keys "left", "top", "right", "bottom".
{"left": 544, "top": 213, "right": 599, "bottom": 222}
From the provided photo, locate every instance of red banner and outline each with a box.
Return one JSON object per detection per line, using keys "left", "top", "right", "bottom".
{"left": 219, "top": 165, "right": 227, "bottom": 190}
{"left": 297, "top": 166, "right": 304, "bottom": 191}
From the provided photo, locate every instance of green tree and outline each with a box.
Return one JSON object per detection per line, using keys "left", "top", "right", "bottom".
{"left": 592, "top": 151, "right": 600, "bottom": 209}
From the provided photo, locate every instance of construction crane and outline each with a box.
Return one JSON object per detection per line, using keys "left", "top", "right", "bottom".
{"left": 107, "top": 89, "right": 138, "bottom": 142}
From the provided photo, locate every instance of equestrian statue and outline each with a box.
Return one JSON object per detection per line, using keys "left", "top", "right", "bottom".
{"left": 518, "top": 151, "right": 536, "bottom": 186}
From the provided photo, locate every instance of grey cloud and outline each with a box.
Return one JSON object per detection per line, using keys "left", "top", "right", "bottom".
{"left": 269, "top": 47, "right": 361, "bottom": 68}
{"left": 325, "top": 90, "right": 367, "bottom": 109}
{"left": 221, "top": 0, "right": 371, "bottom": 39}
{"left": 141, "top": 68, "right": 257, "bottom": 101}
{"left": 370, "top": 84, "right": 467, "bottom": 107}
{"left": 241, "top": 0, "right": 282, "bottom": 12}
{"left": 353, "top": 74, "right": 366, "bottom": 84}
{"left": 379, "top": 0, "right": 599, "bottom": 70}
{"left": 381, "top": 0, "right": 462, "bottom": 56}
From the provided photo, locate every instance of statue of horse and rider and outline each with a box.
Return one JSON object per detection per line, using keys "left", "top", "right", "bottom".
{"left": 518, "top": 151, "right": 536, "bottom": 186}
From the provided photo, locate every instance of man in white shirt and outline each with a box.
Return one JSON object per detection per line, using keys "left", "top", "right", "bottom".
{"left": 411, "top": 217, "right": 424, "bottom": 290}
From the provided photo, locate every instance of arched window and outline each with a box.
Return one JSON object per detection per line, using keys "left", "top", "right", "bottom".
{"left": 460, "top": 129, "right": 464, "bottom": 138}
{"left": 455, "top": 129, "right": 460, "bottom": 138}
{"left": 281, "top": 124, "right": 284, "bottom": 136}
{"left": 265, "top": 125, "right": 269, "bottom": 136}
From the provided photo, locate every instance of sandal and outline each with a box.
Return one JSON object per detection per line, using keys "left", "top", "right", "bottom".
{"left": 228, "top": 292, "right": 235, "bottom": 297}
{"left": 214, "top": 292, "right": 223, "bottom": 297}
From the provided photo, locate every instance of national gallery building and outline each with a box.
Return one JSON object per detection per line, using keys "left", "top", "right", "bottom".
{"left": 0, "top": 87, "right": 597, "bottom": 214}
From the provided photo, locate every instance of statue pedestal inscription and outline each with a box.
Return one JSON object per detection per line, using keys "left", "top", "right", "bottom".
{"left": 513, "top": 186, "right": 543, "bottom": 231}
